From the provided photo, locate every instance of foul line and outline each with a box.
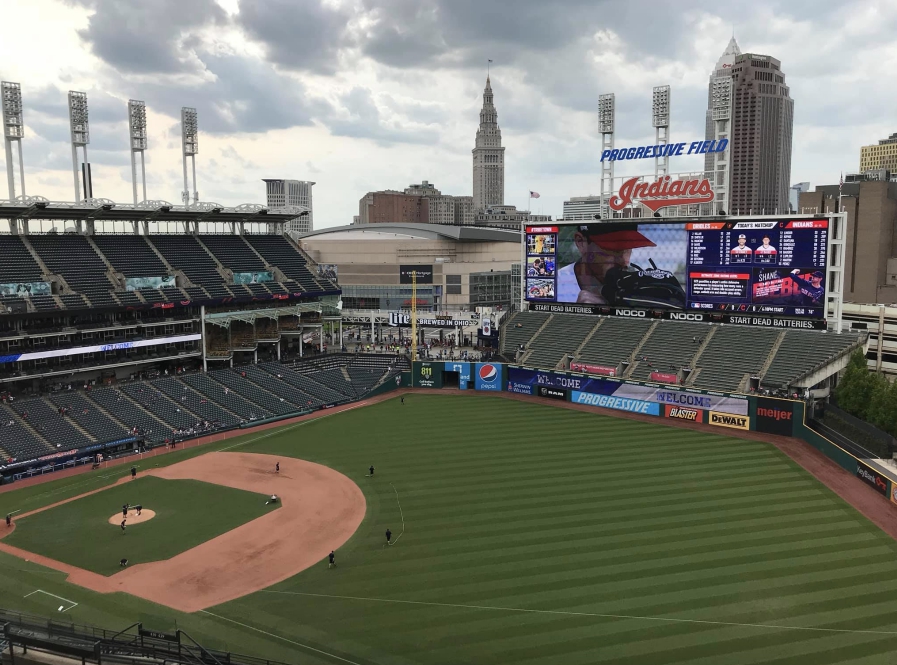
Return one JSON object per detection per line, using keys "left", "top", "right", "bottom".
{"left": 200, "top": 610, "right": 364, "bottom": 665}
{"left": 24, "top": 589, "right": 78, "bottom": 612}
{"left": 388, "top": 483, "right": 404, "bottom": 545}
{"left": 259, "top": 590, "right": 897, "bottom": 637}
{"left": 217, "top": 402, "right": 368, "bottom": 453}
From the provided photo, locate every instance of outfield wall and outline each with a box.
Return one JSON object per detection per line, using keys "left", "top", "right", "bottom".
{"left": 414, "top": 360, "right": 897, "bottom": 502}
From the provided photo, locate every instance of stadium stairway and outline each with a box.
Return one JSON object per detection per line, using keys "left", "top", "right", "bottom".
{"left": 521, "top": 315, "right": 599, "bottom": 369}
{"left": 209, "top": 369, "right": 297, "bottom": 417}
{"left": 238, "top": 365, "right": 322, "bottom": 411}
{"left": 152, "top": 377, "right": 241, "bottom": 428}
{"left": 181, "top": 374, "right": 273, "bottom": 422}
{"left": 689, "top": 326, "right": 781, "bottom": 392}
{"left": 0, "top": 403, "right": 54, "bottom": 461}
{"left": 86, "top": 386, "right": 174, "bottom": 444}
{"left": 571, "top": 318, "right": 606, "bottom": 359}
{"left": 120, "top": 383, "right": 205, "bottom": 431}
{"left": 573, "top": 317, "right": 654, "bottom": 372}
{"left": 49, "top": 391, "right": 130, "bottom": 444}
{"left": 500, "top": 311, "right": 551, "bottom": 359}
{"left": 627, "top": 321, "right": 710, "bottom": 382}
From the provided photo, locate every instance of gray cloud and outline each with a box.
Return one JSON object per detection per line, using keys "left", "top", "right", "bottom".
{"left": 327, "top": 87, "right": 437, "bottom": 146}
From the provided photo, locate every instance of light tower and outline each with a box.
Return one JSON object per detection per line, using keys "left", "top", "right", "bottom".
{"left": 181, "top": 107, "right": 199, "bottom": 208}
{"left": 598, "top": 93, "right": 615, "bottom": 219}
{"left": 1, "top": 81, "right": 26, "bottom": 200}
{"left": 68, "top": 91, "right": 90, "bottom": 202}
{"left": 652, "top": 85, "right": 670, "bottom": 180}
{"left": 128, "top": 99, "right": 148, "bottom": 204}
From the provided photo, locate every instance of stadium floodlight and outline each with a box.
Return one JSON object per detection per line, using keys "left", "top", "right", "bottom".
{"left": 652, "top": 85, "right": 671, "bottom": 180}
{"left": 598, "top": 93, "right": 615, "bottom": 220}
{"left": 68, "top": 91, "right": 90, "bottom": 202}
{"left": 1, "top": 81, "right": 26, "bottom": 200}
{"left": 181, "top": 107, "right": 199, "bottom": 208}
{"left": 128, "top": 99, "right": 148, "bottom": 205}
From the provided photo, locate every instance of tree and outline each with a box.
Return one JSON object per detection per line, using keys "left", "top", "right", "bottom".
{"left": 835, "top": 350, "right": 879, "bottom": 421}
{"left": 868, "top": 376, "right": 897, "bottom": 438}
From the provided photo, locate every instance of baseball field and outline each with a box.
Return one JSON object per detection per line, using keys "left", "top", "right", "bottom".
{"left": 1, "top": 392, "right": 897, "bottom": 665}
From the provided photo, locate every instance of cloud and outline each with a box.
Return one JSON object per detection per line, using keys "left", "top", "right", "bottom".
{"left": 326, "top": 87, "right": 437, "bottom": 146}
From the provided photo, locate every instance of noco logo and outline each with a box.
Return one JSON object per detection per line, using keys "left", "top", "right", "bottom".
{"left": 709, "top": 412, "right": 750, "bottom": 430}
{"left": 665, "top": 405, "right": 703, "bottom": 422}
{"left": 669, "top": 312, "right": 704, "bottom": 321}
{"left": 615, "top": 309, "right": 646, "bottom": 318}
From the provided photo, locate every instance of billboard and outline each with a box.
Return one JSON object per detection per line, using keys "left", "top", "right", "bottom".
{"left": 315, "top": 264, "right": 338, "bottom": 281}
{"left": 233, "top": 271, "right": 274, "bottom": 285}
{"left": 414, "top": 362, "right": 442, "bottom": 388}
{"left": 125, "top": 276, "right": 176, "bottom": 291}
{"left": 506, "top": 367, "right": 748, "bottom": 415}
{"left": 664, "top": 405, "right": 704, "bottom": 423}
{"left": 444, "top": 361, "right": 471, "bottom": 389}
{"left": 474, "top": 362, "right": 503, "bottom": 391}
{"left": 755, "top": 397, "right": 795, "bottom": 436}
{"left": 524, "top": 218, "right": 829, "bottom": 323}
{"left": 400, "top": 265, "right": 433, "bottom": 284}
{"left": 0, "top": 282, "right": 52, "bottom": 297}
{"left": 856, "top": 462, "right": 888, "bottom": 496}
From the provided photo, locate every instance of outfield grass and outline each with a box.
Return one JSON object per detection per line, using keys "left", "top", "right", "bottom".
{"left": 6, "top": 476, "right": 277, "bottom": 575}
{"left": 3, "top": 393, "right": 897, "bottom": 665}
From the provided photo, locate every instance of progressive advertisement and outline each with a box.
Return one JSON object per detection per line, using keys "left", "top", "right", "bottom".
{"left": 506, "top": 367, "right": 748, "bottom": 415}
{"left": 524, "top": 218, "right": 829, "bottom": 322}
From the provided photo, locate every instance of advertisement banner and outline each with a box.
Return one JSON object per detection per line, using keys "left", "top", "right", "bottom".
{"left": 233, "top": 271, "right": 274, "bottom": 285}
{"left": 537, "top": 386, "right": 567, "bottom": 401}
{"left": 474, "top": 363, "right": 503, "bottom": 391}
{"left": 444, "top": 361, "right": 471, "bottom": 390}
{"left": 570, "top": 361, "right": 617, "bottom": 376}
{"left": 0, "top": 282, "right": 51, "bottom": 297}
{"left": 857, "top": 462, "right": 888, "bottom": 496}
{"left": 399, "top": 265, "right": 433, "bottom": 284}
{"left": 649, "top": 371, "right": 679, "bottom": 384}
{"left": 507, "top": 380, "right": 535, "bottom": 395}
{"left": 414, "top": 362, "right": 443, "bottom": 388}
{"left": 708, "top": 411, "right": 750, "bottom": 430}
{"left": 315, "top": 264, "right": 338, "bottom": 281}
{"left": 0, "top": 333, "right": 202, "bottom": 364}
{"left": 506, "top": 367, "right": 748, "bottom": 416}
{"left": 388, "top": 312, "right": 473, "bottom": 328}
{"left": 571, "top": 390, "right": 660, "bottom": 415}
{"left": 890, "top": 484, "right": 897, "bottom": 507}
{"left": 755, "top": 397, "right": 795, "bottom": 436}
{"left": 664, "top": 405, "right": 704, "bottom": 423}
{"left": 125, "top": 276, "right": 177, "bottom": 291}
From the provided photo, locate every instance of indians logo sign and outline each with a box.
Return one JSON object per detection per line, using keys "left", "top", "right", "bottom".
{"left": 609, "top": 176, "right": 715, "bottom": 212}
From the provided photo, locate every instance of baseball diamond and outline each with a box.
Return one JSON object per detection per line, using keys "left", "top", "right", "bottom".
{"left": 2, "top": 393, "right": 897, "bottom": 664}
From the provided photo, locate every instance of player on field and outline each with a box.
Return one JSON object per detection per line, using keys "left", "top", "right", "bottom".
{"left": 385, "top": 528, "right": 392, "bottom": 546}
{"left": 328, "top": 551, "right": 336, "bottom": 568}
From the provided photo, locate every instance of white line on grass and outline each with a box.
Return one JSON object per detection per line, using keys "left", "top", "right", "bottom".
{"left": 259, "top": 590, "right": 897, "bottom": 637}
{"left": 217, "top": 402, "right": 369, "bottom": 454}
{"left": 23, "top": 589, "right": 78, "bottom": 612}
{"left": 387, "top": 483, "right": 404, "bottom": 546}
{"left": 199, "top": 610, "right": 364, "bottom": 665}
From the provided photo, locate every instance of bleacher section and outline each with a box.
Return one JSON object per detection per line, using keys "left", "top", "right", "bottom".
{"left": 181, "top": 373, "right": 273, "bottom": 421}
{"left": 0, "top": 404, "right": 52, "bottom": 460}
{"left": 762, "top": 330, "right": 862, "bottom": 388}
{"left": 49, "top": 391, "right": 129, "bottom": 444}
{"left": 265, "top": 363, "right": 350, "bottom": 404}
{"left": 210, "top": 369, "right": 296, "bottom": 416}
{"left": 524, "top": 315, "right": 597, "bottom": 369}
{"left": 28, "top": 235, "right": 118, "bottom": 308}
{"left": 10, "top": 396, "right": 94, "bottom": 450}
{"left": 119, "top": 383, "right": 199, "bottom": 431}
{"left": 628, "top": 321, "right": 708, "bottom": 382}
{"left": 500, "top": 311, "right": 550, "bottom": 357}
{"left": 152, "top": 376, "right": 240, "bottom": 428}
{"left": 691, "top": 326, "right": 781, "bottom": 392}
{"left": 148, "top": 235, "right": 233, "bottom": 300}
{"left": 245, "top": 234, "right": 334, "bottom": 292}
{"left": 92, "top": 236, "right": 177, "bottom": 303}
{"left": 87, "top": 387, "right": 172, "bottom": 442}
{"left": 576, "top": 317, "right": 653, "bottom": 369}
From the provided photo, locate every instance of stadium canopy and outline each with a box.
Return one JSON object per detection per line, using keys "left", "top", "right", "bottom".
{"left": 298, "top": 223, "right": 520, "bottom": 243}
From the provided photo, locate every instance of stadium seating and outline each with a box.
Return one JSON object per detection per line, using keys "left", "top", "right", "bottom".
{"left": 0, "top": 403, "right": 53, "bottom": 461}
{"left": 11, "top": 396, "right": 95, "bottom": 450}
{"left": 303, "top": 368, "right": 356, "bottom": 399}
{"left": 152, "top": 376, "right": 241, "bottom": 428}
{"left": 628, "top": 321, "right": 709, "bottom": 381}
{"left": 209, "top": 369, "right": 296, "bottom": 416}
{"left": 576, "top": 317, "right": 654, "bottom": 369}
{"left": 147, "top": 235, "right": 234, "bottom": 300}
{"left": 86, "top": 386, "right": 173, "bottom": 443}
{"left": 244, "top": 234, "right": 333, "bottom": 292}
{"left": 49, "top": 391, "right": 130, "bottom": 444}
{"left": 762, "top": 329, "right": 862, "bottom": 388}
{"left": 262, "top": 363, "right": 349, "bottom": 404}
{"left": 238, "top": 365, "right": 321, "bottom": 410}
{"left": 28, "top": 235, "right": 118, "bottom": 308}
{"left": 119, "top": 383, "right": 199, "bottom": 431}
{"left": 691, "top": 326, "right": 781, "bottom": 392}
{"left": 181, "top": 373, "right": 273, "bottom": 421}
{"left": 500, "top": 311, "right": 551, "bottom": 357}
{"left": 523, "top": 315, "right": 598, "bottom": 369}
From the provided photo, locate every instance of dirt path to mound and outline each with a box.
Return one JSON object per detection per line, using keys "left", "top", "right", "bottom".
{"left": 0, "top": 453, "right": 365, "bottom": 612}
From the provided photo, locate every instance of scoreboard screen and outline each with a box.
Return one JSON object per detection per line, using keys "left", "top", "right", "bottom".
{"left": 524, "top": 217, "right": 829, "bottom": 321}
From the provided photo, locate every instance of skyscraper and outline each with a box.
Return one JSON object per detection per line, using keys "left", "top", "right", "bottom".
{"left": 263, "top": 179, "right": 314, "bottom": 233}
{"left": 704, "top": 40, "right": 794, "bottom": 214}
{"left": 472, "top": 76, "right": 504, "bottom": 211}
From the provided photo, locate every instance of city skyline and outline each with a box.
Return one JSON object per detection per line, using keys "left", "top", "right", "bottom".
{"left": 1, "top": 0, "right": 894, "bottom": 227}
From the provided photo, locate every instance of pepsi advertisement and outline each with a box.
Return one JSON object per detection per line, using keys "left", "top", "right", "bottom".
{"left": 474, "top": 363, "right": 503, "bottom": 391}
{"left": 524, "top": 217, "right": 828, "bottom": 321}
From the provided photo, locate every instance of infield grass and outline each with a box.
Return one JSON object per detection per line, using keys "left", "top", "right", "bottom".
{"left": 2, "top": 392, "right": 897, "bottom": 665}
{"left": 5, "top": 476, "right": 278, "bottom": 575}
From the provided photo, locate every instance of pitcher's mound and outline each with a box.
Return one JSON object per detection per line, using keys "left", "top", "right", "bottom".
{"left": 107, "top": 509, "right": 156, "bottom": 525}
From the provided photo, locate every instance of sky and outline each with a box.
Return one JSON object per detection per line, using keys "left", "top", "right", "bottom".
{"left": 1, "top": 0, "right": 896, "bottom": 228}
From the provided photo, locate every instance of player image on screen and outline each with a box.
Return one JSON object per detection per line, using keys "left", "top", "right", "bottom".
{"left": 730, "top": 234, "right": 752, "bottom": 258}
{"left": 754, "top": 235, "right": 777, "bottom": 256}
{"left": 556, "top": 224, "right": 686, "bottom": 309}
{"left": 788, "top": 269, "right": 824, "bottom": 305}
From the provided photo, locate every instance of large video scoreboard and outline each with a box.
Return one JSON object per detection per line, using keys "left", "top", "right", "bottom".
{"left": 525, "top": 216, "right": 830, "bottom": 329}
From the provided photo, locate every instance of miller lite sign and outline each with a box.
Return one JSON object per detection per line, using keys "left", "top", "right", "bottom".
{"left": 609, "top": 175, "right": 715, "bottom": 213}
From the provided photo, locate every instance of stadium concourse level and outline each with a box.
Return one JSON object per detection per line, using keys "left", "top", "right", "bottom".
{"left": 0, "top": 233, "right": 337, "bottom": 315}
{"left": 500, "top": 311, "right": 864, "bottom": 393}
{"left": 0, "top": 354, "right": 407, "bottom": 467}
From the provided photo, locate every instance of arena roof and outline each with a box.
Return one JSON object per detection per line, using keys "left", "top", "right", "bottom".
{"left": 0, "top": 196, "right": 309, "bottom": 225}
{"left": 298, "top": 223, "right": 520, "bottom": 243}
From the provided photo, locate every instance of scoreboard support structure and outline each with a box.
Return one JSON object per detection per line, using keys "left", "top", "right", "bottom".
{"left": 826, "top": 212, "right": 846, "bottom": 333}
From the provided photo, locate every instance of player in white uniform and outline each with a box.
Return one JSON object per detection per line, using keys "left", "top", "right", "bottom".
{"left": 754, "top": 235, "right": 777, "bottom": 256}
{"left": 556, "top": 224, "right": 655, "bottom": 304}
{"left": 730, "top": 234, "right": 752, "bottom": 258}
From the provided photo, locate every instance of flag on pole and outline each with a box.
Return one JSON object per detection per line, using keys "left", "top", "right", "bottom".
{"left": 529, "top": 191, "right": 541, "bottom": 199}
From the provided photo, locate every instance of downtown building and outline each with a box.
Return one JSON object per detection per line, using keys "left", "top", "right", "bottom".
{"left": 357, "top": 181, "right": 475, "bottom": 226}
{"left": 859, "top": 132, "right": 897, "bottom": 177}
{"left": 704, "top": 38, "right": 794, "bottom": 214}
{"left": 472, "top": 76, "right": 505, "bottom": 211}
{"left": 263, "top": 179, "right": 314, "bottom": 233}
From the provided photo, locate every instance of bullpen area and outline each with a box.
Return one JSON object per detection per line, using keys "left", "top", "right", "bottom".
{"left": 1, "top": 393, "right": 896, "bottom": 665}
